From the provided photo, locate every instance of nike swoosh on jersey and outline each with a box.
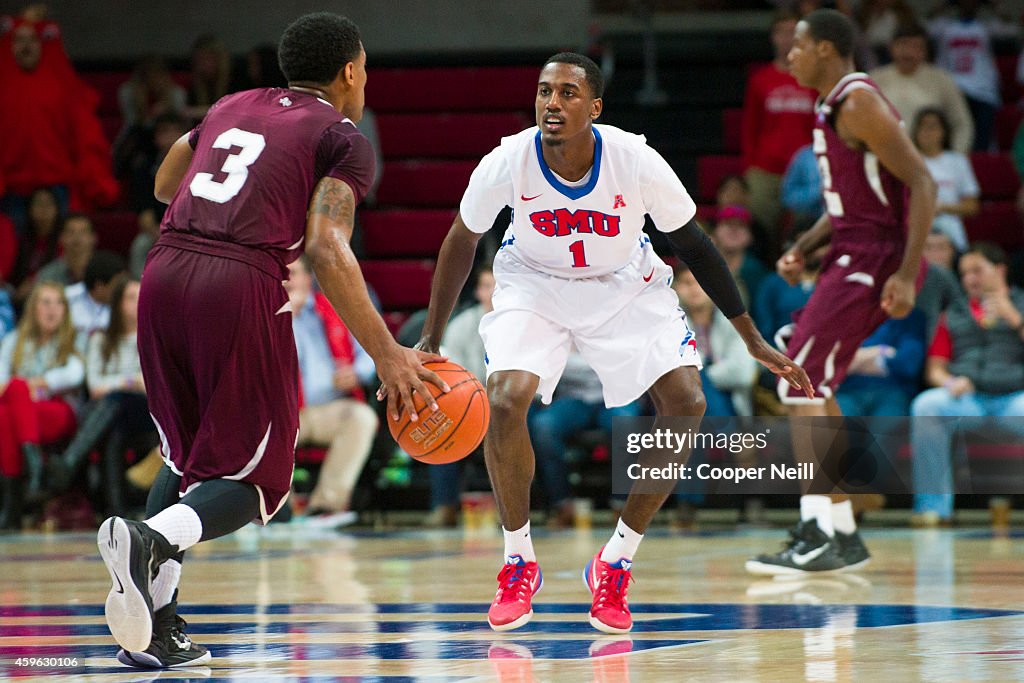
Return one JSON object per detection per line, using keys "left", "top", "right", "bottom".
{"left": 521, "top": 193, "right": 542, "bottom": 201}
{"left": 642, "top": 268, "right": 655, "bottom": 282}
{"left": 791, "top": 545, "right": 828, "bottom": 566}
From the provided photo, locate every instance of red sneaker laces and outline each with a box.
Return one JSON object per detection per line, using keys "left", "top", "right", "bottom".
{"left": 495, "top": 562, "right": 531, "bottom": 604}
{"left": 594, "top": 565, "right": 633, "bottom": 609}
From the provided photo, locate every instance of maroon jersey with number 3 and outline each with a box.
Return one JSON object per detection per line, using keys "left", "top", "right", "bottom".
{"left": 161, "top": 87, "right": 375, "bottom": 274}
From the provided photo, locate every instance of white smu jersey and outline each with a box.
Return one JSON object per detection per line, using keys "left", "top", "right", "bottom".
{"left": 459, "top": 124, "right": 697, "bottom": 278}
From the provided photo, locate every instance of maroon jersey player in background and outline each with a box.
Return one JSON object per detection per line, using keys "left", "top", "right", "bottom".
{"left": 746, "top": 9, "right": 936, "bottom": 576}
{"left": 96, "top": 13, "right": 447, "bottom": 670}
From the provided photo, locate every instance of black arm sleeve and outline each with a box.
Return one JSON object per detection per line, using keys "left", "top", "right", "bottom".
{"left": 664, "top": 219, "right": 747, "bottom": 319}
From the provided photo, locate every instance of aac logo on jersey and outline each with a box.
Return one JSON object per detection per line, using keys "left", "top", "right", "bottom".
{"left": 529, "top": 208, "right": 621, "bottom": 238}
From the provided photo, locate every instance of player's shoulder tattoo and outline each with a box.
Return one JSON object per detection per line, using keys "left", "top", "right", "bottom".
{"left": 310, "top": 177, "right": 355, "bottom": 225}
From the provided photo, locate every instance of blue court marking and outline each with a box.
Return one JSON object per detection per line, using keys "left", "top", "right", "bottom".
{"left": 2, "top": 603, "right": 1017, "bottom": 628}
{"left": 0, "top": 639, "right": 700, "bottom": 661}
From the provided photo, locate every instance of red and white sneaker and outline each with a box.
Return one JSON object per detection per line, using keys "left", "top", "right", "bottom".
{"left": 583, "top": 549, "right": 633, "bottom": 634}
{"left": 487, "top": 555, "right": 543, "bottom": 631}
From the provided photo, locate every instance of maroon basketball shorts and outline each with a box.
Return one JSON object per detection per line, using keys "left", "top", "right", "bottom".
{"left": 777, "top": 242, "right": 904, "bottom": 405}
{"left": 138, "top": 245, "right": 298, "bottom": 523}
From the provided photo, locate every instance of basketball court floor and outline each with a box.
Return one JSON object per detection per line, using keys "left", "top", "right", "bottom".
{"left": 2, "top": 524, "right": 1024, "bottom": 681}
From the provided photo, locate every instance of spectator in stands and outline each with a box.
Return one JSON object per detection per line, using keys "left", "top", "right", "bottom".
{"left": 928, "top": 0, "right": 1018, "bottom": 151}
{"left": 780, "top": 143, "right": 824, "bottom": 232}
{"left": 855, "top": 0, "right": 918, "bottom": 69}
{"left": 0, "top": 10, "right": 118, "bottom": 229}
{"left": 117, "top": 55, "right": 186, "bottom": 135}
{"left": 356, "top": 108, "right": 384, "bottom": 207}
{"left": 35, "top": 213, "right": 97, "bottom": 287}
{"left": 528, "top": 352, "right": 643, "bottom": 528}
{"left": 425, "top": 266, "right": 495, "bottom": 527}
{"left": 716, "top": 174, "right": 750, "bottom": 211}
{"left": 925, "top": 227, "right": 959, "bottom": 271}
{"left": 918, "top": 241, "right": 967, "bottom": 344}
{"left": 286, "top": 257, "right": 378, "bottom": 527}
{"left": 0, "top": 284, "right": 12, "bottom": 339}
{"left": 910, "top": 242, "right": 1024, "bottom": 526}
{"left": 913, "top": 108, "right": 980, "bottom": 252}
{"left": 50, "top": 276, "right": 154, "bottom": 517}
{"left": 129, "top": 208, "right": 160, "bottom": 280}
{"left": 837, "top": 309, "right": 927, "bottom": 417}
{"left": 674, "top": 264, "right": 757, "bottom": 416}
{"left": 11, "top": 187, "right": 61, "bottom": 302}
{"left": 711, "top": 205, "right": 769, "bottom": 307}
{"left": 0, "top": 281, "right": 83, "bottom": 529}
{"left": 753, "top": 233, "right": 826, "bottom": 345}
{"left": 741, "top": 10, "right": 816, "bottom": 241}
{"left": 231, "top": 43, "right": 286, "bottom": 90}
{"left": 185, "top": 34, "right": 232, "bottom": 122}
{"left": 870, "top": 22, "right": 975, "bottom": 154}
{"left": 66, "top": 251, "right": 126, "bottom": 346}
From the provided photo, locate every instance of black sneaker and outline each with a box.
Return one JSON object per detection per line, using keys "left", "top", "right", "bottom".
{"left": 745, "top": 520, "right": 845, "bottom": 576}
{"left": 116, "top": 595, "right": 211, "bottom": 669}
{"left": 97, "top": 517, "right": 176, "bottom": 652}
{"left": 834, "top": 530, "right": 871, "bottom": 572}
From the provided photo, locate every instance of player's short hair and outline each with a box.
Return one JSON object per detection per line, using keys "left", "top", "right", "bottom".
{"left": 966, "top": 241, "right": 1007, "bottom": 266}
{"left": 803, "top": 9, "right": 855, "bottom": 59}
{"left": 543, "top": 52, "right": 604, "bottom": 99}
{"left": 84, "top": 251, "right": 126, "bottom": 291}
{"left": 278, "top": 12, "right": 362, "bottom": 86}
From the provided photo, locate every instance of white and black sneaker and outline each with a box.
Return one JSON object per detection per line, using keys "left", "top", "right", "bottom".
{"left": 98, "top": 517, "right": 176, "bottom": 652}
{"left": 745, "top": 520, "right": 845, "bottom": 576}
{"left": 834, "top": 530, "right": 871, "bottom": 572}
{"left": 117, "top": 594, "right": 211, "bottom": 669}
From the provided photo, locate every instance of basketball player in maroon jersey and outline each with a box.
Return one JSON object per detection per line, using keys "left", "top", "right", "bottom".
{"left": 96, "top": 13, "right": 447, "bottom": 669}
{"left": 747, "top": 9, "right": 936, "bottom": 575}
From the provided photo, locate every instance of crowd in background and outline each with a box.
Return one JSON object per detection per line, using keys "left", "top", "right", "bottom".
{"left": 1, "top": 1, "right": 1024, "bottom": 532}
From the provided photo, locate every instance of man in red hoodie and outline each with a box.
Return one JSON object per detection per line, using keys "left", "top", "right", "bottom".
{"left": 0, "top": 10, "right": 118, "bottom": 231}
{"left": 285, "top": 255, "right": 379, "bottom": 526}
{"left": 741, "top": 10, "right": 816, "bottom": 246}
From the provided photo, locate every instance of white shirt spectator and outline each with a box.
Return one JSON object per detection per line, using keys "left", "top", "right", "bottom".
{"left": 924, "top": 151, "right": 979, "bottom": 252}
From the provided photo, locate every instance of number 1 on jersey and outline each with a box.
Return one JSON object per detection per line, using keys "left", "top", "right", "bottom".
{"left": 569, "top": 240, "right": 589, "bottom": 268}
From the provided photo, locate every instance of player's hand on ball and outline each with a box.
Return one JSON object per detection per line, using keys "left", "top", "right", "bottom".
{"left": 880, "top": 274, "right": 915, "bottom": 319}
{"left": 776, "top": 249, "right": 805, "bottom": 286}
{"left": 747, "top": 339, "right": 815, "bottom": 399}
{"left": 376, "top": 346, "right": 450, "bottom": 423}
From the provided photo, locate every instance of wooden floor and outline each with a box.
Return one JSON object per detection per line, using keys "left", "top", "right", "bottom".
{"left": 2, "top": 523, "right": 1024, "bottom": 681}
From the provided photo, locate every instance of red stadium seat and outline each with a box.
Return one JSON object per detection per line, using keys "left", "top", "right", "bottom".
{"left": 91, "top": 210, "right": 138, "bottom": 257}
{"left": 997, "top": 54, "right": 1021, "bottom": 106}
{"left": 970, "top": 152, "right": 1020, "bottom": 200}
{"left": 376, "top": 160, "right": 476, "bottom": 207}
{"left": 695, "top": 203, "right": 717, "bottom": 225}
{"left": 361, "top": 209, "right": 455, "bottom": 258}
{"left": 721, "top": 108, "right": 742, "bottom": 154}
{"left": 697, "top": 155, "right": 744, "bottom": 203}
{"left": 995, "top": 104, "right": 1023, "bottom": 151}
{"left": 377, "top": 112, "right": 530, "bottom": 160}
{"left": 360, "top": 259, "right": 435, "bottom": 310}
{"left": 366, "top": 67, "right": 539, "bottom": 113}
{"left": 382, "top": 311, "right": 410, "bottom": 338}
{"left": 79, "top": 71, "right": 128, "bottom": 117}
{"left": 964, "top": 200, "right": 1024, "bottom": 251}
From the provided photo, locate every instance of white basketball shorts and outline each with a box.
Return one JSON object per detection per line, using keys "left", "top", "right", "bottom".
{"left": 479, "top": 238, "right": 702, "bottom": 407}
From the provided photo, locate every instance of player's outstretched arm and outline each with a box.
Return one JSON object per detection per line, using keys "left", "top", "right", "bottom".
{"left": 840, "top": 89, "right": 937, "bottom": 318}
{"left": 305, "top": 176, "right": 449, "bottom": 422}
{"left": 154, "top": 133, "right": 195, "bottom": 204}
{"left": 416, "top": 214, "right": 482, "bottom": 354}
{"left": 665, "top": 220, "right": 814, "bottom": 398}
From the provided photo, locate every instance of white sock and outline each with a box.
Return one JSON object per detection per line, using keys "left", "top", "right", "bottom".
{"left": 600, "top": 518, "right": 643, "bottom": 563}
{"left": 502, "top": 522, "right": 536, "bottom": 563}
{"left": 151, "top": 558, "right": 182, "bottom": 611}
{"left": 800, "top": 495, "right": 834, "bottom": 537}
{"left": 831, "top": 500, "right": 857, "bottom": 535}
{"left": 144, "top": 504, "right": 203, "bottom": 551}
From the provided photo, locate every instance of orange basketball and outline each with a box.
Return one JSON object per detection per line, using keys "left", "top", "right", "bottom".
{"left": 388, "top": 361, "right": 490, "bottom": 465}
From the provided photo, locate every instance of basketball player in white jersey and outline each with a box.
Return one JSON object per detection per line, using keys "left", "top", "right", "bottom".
{"left": 414, "top": 53, "right": 814, "bottom": 634}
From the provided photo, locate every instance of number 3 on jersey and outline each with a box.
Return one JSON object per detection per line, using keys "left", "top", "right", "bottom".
{"left": 189, "top": 128, "right": 266, "bottom": 203}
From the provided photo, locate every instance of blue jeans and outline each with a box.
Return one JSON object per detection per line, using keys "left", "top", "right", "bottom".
{"left": 836, "top": 386, "right": 910, "bottom": 417}
{"left": 529, "top": 398, "right": 642, "bottom": 508}
{"left": 911, "top": 388, "right": 1024, "bottom": 517}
